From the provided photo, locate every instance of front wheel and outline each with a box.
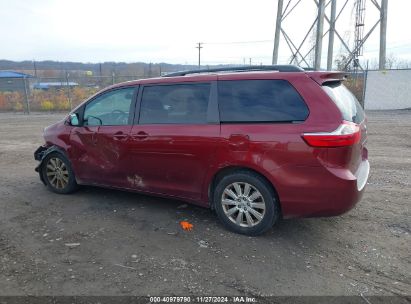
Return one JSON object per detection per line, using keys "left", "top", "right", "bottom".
{"left": 213, "top": 171, "right": 280, "bottom": 236}
{"left": 41, "top": 152, "right": 78, "bottom": 194}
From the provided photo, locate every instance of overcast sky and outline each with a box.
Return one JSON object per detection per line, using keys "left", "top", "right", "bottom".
{"left": 0, "top": 0, "right": 410, "bottom": 67}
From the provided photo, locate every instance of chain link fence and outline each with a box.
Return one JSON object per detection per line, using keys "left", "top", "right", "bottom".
{"left": 0, "top": 74, "right": 147, "bottom": 113}
{"left": 0, "top": 69, "right": 373, "bottom": 113}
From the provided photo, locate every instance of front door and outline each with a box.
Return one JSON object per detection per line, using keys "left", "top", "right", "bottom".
{"left": 69, "top": 86, "right": 137, "bottom": 187}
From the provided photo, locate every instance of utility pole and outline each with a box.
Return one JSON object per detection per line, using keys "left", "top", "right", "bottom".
{"left": 379, "top": 0, "right": 388, "bottom": 70}
{"left": 33, "top": 60, "right": 38, "bottom": 78}
{"left": 112, "top": 63, "right": 116, "bottom": 84}
{"left": 314, "top": 0, "right": 325, "bottom": 70}
{"left": 196, "top": 42, "right": 203, "bottom": 68}
{"left": 327, "top": 0, "right": 337, "bottom": 70}
{"left": 65, "top": 71, "right": 72, "bottom": 110}
{"left": 272, "top": 0, "right": 284, "bottom": 64}
{"left": 249, "top": 58, "right": 252, "bottom": 66}
{"left": 23, "top": 76, "right": 30, "bottom": 115}
{"left": 99, "top": 63, "right": 103, "bottom": 87}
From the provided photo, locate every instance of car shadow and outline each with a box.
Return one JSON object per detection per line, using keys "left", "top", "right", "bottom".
{"left": 75, "top": 185, "right": 336, "bottom": 243}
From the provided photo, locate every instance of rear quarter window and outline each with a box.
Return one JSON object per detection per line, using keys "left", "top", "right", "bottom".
{"left": 218, "top": 80, "right": 309, "bottom": 123}
{"left": 323, "top": 83, "right": 365, "bottom": 124}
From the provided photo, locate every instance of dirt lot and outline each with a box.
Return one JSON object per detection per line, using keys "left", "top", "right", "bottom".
{"left": 0, "top": 111, "right": 409, "bottom": 297}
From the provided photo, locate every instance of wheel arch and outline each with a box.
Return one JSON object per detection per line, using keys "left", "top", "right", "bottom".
{"left": 208, "top": 165, "right": 281, "bottom": 215}
{"left": 35, "top": 145, "right": 72, "bottom": 185}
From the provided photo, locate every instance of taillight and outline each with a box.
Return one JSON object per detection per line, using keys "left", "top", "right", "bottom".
{"left": 302, "top": 121, "right": 361, "bottom": 147}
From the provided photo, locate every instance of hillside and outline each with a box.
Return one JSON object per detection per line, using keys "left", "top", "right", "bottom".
{"left": 0, "top": 60, "right": 205, "bottom": 78}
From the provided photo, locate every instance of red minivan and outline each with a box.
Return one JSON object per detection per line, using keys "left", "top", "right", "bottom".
{"left": 34, "top": 65, "right": 369, "bottom": 235}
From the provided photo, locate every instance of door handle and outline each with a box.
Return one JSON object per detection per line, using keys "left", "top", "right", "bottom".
{"left": 131, "top": 131, "right": 148, "bottom": 140}
{"left": 113, "top": 131, "right": 129, "bottom": 141}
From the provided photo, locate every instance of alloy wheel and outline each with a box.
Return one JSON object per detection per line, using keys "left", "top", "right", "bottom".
{"left": 221, "top": 182, "right": 266, "bottom": 228}
{"left": 46, "top": 157, "right": 69, "bottom": 190}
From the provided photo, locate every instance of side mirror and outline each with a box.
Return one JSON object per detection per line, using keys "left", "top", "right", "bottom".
{"left": 69, "top": 113, "right": 79, "bottom": 126}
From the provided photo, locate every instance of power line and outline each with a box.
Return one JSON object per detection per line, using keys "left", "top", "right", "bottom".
{"left": 204, "top": 40, "right": 272, "bottom": 45}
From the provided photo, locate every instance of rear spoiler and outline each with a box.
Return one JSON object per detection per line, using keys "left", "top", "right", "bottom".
{"left": 307, "top": 72, "right": 348, "bottom": 86}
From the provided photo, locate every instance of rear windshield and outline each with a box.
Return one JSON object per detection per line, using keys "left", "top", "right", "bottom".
{"left": 323, "top": 83, "right": 365, "bottom": 124}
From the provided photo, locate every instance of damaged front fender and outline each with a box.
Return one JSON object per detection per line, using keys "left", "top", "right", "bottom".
{"left": 34, "top": 145, "right": 67, "bottom": 185}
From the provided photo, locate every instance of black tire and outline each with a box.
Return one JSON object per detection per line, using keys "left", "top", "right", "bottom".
{"left": 41, "top": 152, "right": 78, "bottom": 194}
{"left": 213, "top": 170, "right": 280, "bottom": 236}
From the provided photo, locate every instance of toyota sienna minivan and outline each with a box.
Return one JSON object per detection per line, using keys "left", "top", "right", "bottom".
{"left": 34, "top": 65, "right": 369, "bottom": 235}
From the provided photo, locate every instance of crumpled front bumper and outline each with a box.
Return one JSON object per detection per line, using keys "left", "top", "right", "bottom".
{"left": 34, "top": 145, "right": 48, "bottom": 163}
{"left": 34, "top": 145, "right": 50, "bottom": 184}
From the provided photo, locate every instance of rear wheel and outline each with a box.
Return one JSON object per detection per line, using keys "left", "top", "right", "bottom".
{"left": 213, "top": 171, "right": 280, "bottom": 236}
{"left": 41, "top": 152, "right": 78, "bottom": 194}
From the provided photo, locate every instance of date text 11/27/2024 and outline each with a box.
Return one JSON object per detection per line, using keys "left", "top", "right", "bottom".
{"left": 149, "top": 296, "right": 257, "bottom": 303}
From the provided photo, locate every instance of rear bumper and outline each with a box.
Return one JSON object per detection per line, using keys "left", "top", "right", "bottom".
{"left": 273, "top": 161, "right": 370, "bottom": 219}
{"left": 356, "top": 160, "right": 370, "bottom": 191}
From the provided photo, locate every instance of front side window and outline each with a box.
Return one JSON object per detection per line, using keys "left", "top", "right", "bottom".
{"left": 84, "top": 87, "right": 135, "bottom": 126}
{"left": 139, "top": 83, "right": 210, "bottom": 124}
{"left": 218, "top": 80, "right": 309, "bottom": 123}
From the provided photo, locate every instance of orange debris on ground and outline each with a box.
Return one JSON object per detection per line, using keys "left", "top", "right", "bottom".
{"left": 180, "top": 221, "right": 193, "bottom": 231}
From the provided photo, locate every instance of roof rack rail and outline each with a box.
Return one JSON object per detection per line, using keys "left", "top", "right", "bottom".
{"left": 162, "top": 65, "right": 304, "bottom": 77}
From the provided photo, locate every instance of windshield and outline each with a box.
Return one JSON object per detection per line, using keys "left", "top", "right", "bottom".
{"left": 323, "top": 83, "right": 365, "bottom": 124}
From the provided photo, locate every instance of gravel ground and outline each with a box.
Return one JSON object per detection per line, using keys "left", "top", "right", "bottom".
{"left": 0, "top": 111, "right": 409, "bottom": 297}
